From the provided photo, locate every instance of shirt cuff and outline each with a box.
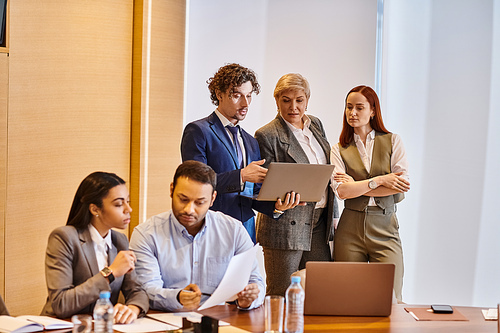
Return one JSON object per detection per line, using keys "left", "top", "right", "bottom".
{"left": 239, "top": 174, "right": 245, "bottom": 191}
{"left": 234, "top": 299, "right": 252, "bottom": 311}
{"left": 273, "top": 209, "right": 284, "bottom": 219}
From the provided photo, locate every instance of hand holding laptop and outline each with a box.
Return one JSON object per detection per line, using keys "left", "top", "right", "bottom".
{"left": 274, "top": 191, "right": 307, "bottom": 212}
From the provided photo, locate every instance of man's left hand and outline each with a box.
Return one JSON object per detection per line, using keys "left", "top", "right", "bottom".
{"left": 236, "top": 283, "right": 260, "bottom": 309}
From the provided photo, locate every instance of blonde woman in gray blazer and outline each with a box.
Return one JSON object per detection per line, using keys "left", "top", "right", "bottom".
{"left": 255, "top": 73, "right": 338, "bottom": 296}
{"left": 41, "top": 172, "right": 148, "bottom": 322}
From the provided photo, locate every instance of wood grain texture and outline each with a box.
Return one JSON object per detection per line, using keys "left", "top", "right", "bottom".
{"left": 129, "top": 0, "right": 185, "bottom": 232}
{"left": 0, "top": 54, "right": 7, "bottom": 299}
{"left": 145, "top": 0, "right": 185, "bottom": 217}
{"left": 5, "top": 0, "right": 133, "bottom": 315}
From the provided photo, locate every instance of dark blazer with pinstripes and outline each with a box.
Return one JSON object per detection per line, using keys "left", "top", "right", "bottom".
{"left": 254, "top": 114, "right": 338, "bottom": 251}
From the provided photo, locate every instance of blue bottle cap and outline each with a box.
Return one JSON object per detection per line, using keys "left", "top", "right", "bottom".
{"left": 291, "top": 276, "right": 301, "bottom": 283}
{"left": 99, "top": 291, "right": 111, "bottom": 299}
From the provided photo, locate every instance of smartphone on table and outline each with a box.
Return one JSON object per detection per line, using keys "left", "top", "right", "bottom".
{"left": 431, "top": 304, "right": 453, "bottom": 314}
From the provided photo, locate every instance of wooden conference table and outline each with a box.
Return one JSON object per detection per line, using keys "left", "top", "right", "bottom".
{"left": 195, "top": 303, "right": 497, "bottom": 333}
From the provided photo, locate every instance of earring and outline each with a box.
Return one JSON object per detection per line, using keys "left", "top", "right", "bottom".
{"left": 95, "top": 214, "right": 99, "bottom": 218}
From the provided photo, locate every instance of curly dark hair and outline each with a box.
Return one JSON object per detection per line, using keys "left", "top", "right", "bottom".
{"left": 207, "top": 63, "right": 261, "bottom": 106}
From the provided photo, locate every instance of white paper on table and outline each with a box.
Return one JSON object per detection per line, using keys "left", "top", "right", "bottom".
{"left": 113, "top": 317, "right": 177, "bottom": 332}
{"left": 481, "top": 308, "right": 498, "bottom": 320}
{"left": 147, "top": 312, "right": 229, "bottom": 327}
{"left": 17, "top": 315, "right": 74, "bottom": 330}
{"left": 198, "top": 244, "right": 258, "bottom": 311}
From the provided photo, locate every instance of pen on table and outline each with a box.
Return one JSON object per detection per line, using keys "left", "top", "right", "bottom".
{"left": 183, "top": 290, "right": 212, "bottom": 297}
{"left": 408, "top": 311, "right": 419, "bottom": 321}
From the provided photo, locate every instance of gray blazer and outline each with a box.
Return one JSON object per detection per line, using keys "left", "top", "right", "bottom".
{"left": 254, "top": 114, "right": 338, "bottom": 251}
{"left": 41, "top": 226, "right": 149, "bottom": 319}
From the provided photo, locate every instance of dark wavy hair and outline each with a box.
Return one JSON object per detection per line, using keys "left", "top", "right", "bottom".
{"left": 339, "top": 85, "right": 390, "bottom": 147}
{"left": 207, "top": 63, "right": 260, "bottom": 106}
{"left": 173, "top": 161, "right": 216, "bottom": 193}
{"left": 66, "top": 172, "right": 126, "bottom": 230}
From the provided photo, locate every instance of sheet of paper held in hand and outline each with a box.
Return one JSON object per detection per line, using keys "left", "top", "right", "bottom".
{"left": 198, "top": 244, "right": 258, "bottom": 310}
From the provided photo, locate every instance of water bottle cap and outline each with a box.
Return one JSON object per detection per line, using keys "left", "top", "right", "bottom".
{"left": 291, "top": 276, "right": 301, "bottom": 283}
{"left": 99, "top": 291, "right": 111, "bottom": 299}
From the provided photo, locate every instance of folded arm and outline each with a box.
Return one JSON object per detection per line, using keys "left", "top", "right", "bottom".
{"left": 335, "top": 172, "right": 410, "bottom": 200}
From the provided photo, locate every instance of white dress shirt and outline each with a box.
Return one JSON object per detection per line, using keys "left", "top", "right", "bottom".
{"left": 330, "top": 130, "right": 409, "bottom": 206}
{"left": 215, "top": 109, "right": 247, "bottom": 167}
{"left": 88, "top": 224, "right": 112, "bottom": 270}
{"left": 282, "top": 114, "right": 328, "bottom": 208}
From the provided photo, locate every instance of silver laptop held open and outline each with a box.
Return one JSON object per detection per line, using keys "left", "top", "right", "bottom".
{"left": 255, "top": 162, "right": 334, "bottom": 202}
{"left": 304, "top": 262, "right": 395, "bottom": 316}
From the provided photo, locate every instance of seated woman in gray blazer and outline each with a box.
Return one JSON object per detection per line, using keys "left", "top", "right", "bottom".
{"left": 41, "top": 172, "right": 148, "bottom": 323}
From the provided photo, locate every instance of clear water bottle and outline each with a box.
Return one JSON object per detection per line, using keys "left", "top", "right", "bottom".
{"left": 285, "top": 276, "right": 304, "bottom": 333}
{"left": 93, "top": 291, "right": 113, "bottom": 333}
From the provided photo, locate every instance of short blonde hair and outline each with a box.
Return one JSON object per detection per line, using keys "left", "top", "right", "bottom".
{"left": 273, "top": 73, "right": 311, "bottom": 101}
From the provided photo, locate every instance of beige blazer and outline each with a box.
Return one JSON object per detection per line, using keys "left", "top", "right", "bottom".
{"left": 254, "top": 115, "right": 338, "bottom": 251}
{"left": 41, "top": 226, "right": 149, "bottom": 319}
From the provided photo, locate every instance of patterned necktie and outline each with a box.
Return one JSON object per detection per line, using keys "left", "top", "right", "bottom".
{"left": 226, "top": 125, "right": 243, "bottom": 168}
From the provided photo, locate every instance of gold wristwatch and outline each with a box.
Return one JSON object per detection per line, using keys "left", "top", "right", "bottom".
{"left": 100, "top": 266, "right": 115, "bottom": 283}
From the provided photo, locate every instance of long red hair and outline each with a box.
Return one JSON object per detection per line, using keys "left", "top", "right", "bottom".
{"left": 339, "top": 85, "right": 390, "bottom": 147}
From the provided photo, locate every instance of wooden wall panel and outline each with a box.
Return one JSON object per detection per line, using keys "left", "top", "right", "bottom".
{"left": 0, "top": 54, "right": 7, "bottom": 299}
{"left": 130, "top": 0, "right": 185, "bottom": 229}
{"left": 6, "top": 1, "right": 133, "bottom": 315}
{"left": 145, "top": 0, "right": 185, "bottom": 217}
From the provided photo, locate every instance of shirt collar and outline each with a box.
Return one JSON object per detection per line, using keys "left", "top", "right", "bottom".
{"left": 280, "top": 113, "right": 311, "bottom": 132}
{"left": 88, "top": 224, "right": 112, "bottom": 249}
{"left": 215, "top": 109, "right": 237, "bottom": 127}
{"left": 353, "top": 129, "right": 376, "bottom": 143}
{"left": 170, "top": 211, "right": 208, "bottom": 240}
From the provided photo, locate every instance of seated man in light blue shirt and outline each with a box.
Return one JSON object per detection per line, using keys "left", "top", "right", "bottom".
{"left": 129, "top": 160, "right": 265, "bottom": 311}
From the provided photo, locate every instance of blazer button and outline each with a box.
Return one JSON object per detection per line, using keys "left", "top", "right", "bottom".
{"left": 376, "top": 200, "right": 380, "bottom": 204}
{"left": 291, "top": 221, "right": 296, "bottom": 225}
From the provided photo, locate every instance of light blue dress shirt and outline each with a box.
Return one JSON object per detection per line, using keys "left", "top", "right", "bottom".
{"left": 129, "top": 210, "right": 265, "bottom": 311}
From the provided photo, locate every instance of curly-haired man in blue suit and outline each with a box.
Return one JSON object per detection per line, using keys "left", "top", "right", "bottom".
{"left": 181, "top": 64, "right": 299, "bottom": 243}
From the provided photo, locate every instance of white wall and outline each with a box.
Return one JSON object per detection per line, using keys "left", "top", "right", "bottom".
{"left": 185, "top": 0, "right": 377, "bottom": 144}
{"left": 186, "top": 0, "right": 500, "bottom": 307}
{"left": 382, "top": 0, "right": 500, "bottom": 307}
{"left": 475, "top": 0, "right": 500, "bottom": 307}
